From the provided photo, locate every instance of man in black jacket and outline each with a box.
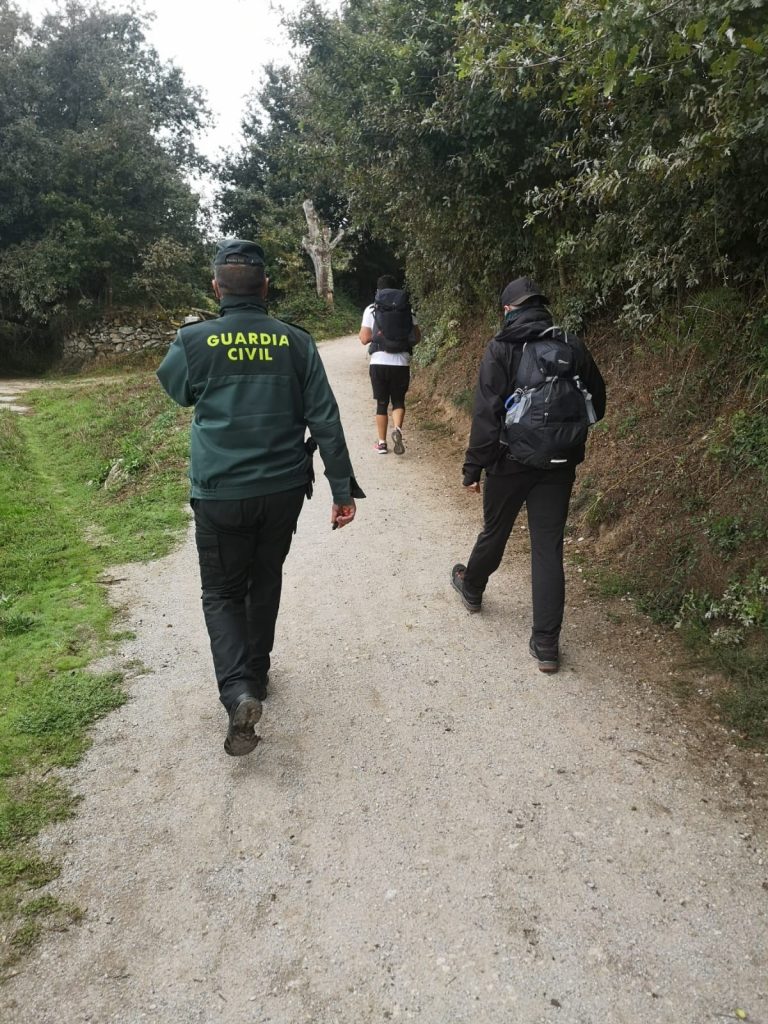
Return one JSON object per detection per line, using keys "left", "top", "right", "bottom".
{"left": 451, "top": 277, "right": 606, "bottom": 672}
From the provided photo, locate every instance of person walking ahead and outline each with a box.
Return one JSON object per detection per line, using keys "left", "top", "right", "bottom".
{"left": 158, "top": 239, "right": 363, "bottom": 755}
{"left": 359, "top": 274, "right": 421, "bottom": 455}
{"left": 451, "top": 277, "right": 605, "bottom": 673}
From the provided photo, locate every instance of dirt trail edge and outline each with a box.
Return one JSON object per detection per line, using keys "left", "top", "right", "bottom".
{"left": 4, "top": 336, "right": 767, "bottom": 1024}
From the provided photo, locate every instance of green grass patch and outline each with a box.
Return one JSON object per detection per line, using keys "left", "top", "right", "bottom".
{"left": 676, "top": 615, "right": 768, "bottom": 744}
{"left": 418, "top": 418, "right": 451, "bottom": 436}
{"left": 451, "top": 388, "right": 474, "bottom": 414}
{"left": 0, "top": 370, "right": 190, "bottom": 974}
{"left": 3, "top": 895, "right": 82, "bottom": 965}
{"left": 587, "top": 561, "right": 768, "bottom": 747}
{"left": 715, "top": 647, "right": 768, "bottom": 740}
{"left": 592, "top": 569, "right": 631, "bottom": 599}
{"left": 9, "top": 919, "right": 42, "bottom": 953}
{"left": 710, "top": 409, "right": 768, "bottom": 476}
{"left": 0, "top": 854, "right": 59, "bottom": 891}
{"left": 22, "top": 893, "right": 83, "bottom": 922}
{"left": 615, "top": 407, "right": 642, "bottom": 440}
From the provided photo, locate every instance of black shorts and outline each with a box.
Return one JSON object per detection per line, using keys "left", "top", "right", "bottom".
{"left": 370, "top": 364, "right": 411, "bottom": 408}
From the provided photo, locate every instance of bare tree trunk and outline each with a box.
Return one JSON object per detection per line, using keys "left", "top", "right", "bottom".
{"left": 302, "top": 199, "right": 345, "bottom": 307}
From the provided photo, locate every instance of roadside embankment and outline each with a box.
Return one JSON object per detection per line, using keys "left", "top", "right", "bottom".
{"left": 409, "top": 290, "right": 768, "bottom": 746}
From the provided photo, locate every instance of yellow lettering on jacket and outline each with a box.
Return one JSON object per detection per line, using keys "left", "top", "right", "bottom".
{"left": 227, "top": 348, "right": 273, "bottom": 362}
{"left": 215, "top": 331, "right": 289, "bottom": 348}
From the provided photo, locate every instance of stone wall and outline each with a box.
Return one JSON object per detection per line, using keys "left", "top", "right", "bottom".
{"left": 60, "top": 312, "right": 176, "bottom": 367}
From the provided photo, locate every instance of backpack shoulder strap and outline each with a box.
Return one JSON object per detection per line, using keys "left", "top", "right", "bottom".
{"left": 536, "top": 324, "right": 571, "bottom": 344}
{"left": 512, "top": 341, "right": 536, "bottom": 391}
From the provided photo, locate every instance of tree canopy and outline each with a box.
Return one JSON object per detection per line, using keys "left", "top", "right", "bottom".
{"left": 4, "top": 0, "right": 766, "bottom": 335}
{"left": 218, "top": 0, "right": 768, "bottom": 325}
{"left": 0, "top": 0, "right": 209, "bottom": 328}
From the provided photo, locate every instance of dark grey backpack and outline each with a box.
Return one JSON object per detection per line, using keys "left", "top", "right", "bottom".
{"left": 372, "top": 288, "right": 413, "bottom": 353}
{"left": 504, "top": 329, "right": 597, "bottom": 468}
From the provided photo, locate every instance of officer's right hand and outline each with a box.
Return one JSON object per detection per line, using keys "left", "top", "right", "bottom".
{"left": 331, "top": 500, "right": 357, "bottom": 529}
{"left": 464, "top": 482, "right": 481, "bottom": 494}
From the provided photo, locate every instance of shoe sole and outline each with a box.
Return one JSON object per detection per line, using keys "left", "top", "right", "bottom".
{"left": 450, "top": 566, "right": 481, "bottom": 613}
{"left": 392, "top": 429, "right": 405, "bottom": 455}
{"left": 529, "top": 647, "right": 559, "bottom": 673}
{"left": 224, "top": 697, "right": 263, "bottom": 756}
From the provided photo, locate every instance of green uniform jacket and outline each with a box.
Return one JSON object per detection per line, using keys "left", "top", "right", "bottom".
{"left": 157, "top": 295, "right": 358, "bottom": 503}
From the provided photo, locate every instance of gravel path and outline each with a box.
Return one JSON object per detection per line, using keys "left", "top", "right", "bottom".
{"left": 0, "top": 379, "right": 35, "bottom": 413}
{"left": 3, "top": 336, "right": 767, "bottom": 1024}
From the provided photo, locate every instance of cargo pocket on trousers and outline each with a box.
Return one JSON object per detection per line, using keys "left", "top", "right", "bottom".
{"left": 195, "top": 535, "right": 223, "bottom": 587}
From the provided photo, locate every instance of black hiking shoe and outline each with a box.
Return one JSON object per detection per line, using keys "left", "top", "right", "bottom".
{"left": 529, "top": 637, "right": 559, "bottom": 674}
{"left": 451, "top": 564, "right": 482, "bottom": 613}
{"left": 224, "top": 694, "right": 262, "bottom": 757}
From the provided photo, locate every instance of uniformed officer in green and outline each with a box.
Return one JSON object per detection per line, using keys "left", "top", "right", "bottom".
{"left": 157, "top": 239, "right": 362, "bottom": 756}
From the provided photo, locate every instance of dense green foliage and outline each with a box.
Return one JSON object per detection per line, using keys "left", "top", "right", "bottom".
{"left": 273, "top": 288, "right": 363, "bottom": 339}
{"left": 220, "top": 0, "right": 768, "bottom": 327}
{"left": 457, "top": 0, "right": 768, "bottom": 322}
{"left": 0, "top": 1, "right": 209, "bottom": 333}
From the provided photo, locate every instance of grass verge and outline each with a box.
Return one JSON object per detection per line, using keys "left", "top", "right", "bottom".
{"left": 0, "top": 370, "right": 190, "bottom": 976}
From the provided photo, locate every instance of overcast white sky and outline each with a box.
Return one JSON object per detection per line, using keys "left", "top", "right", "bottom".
{"left": 19, "top": 0, "right": 342, "bottom": 161}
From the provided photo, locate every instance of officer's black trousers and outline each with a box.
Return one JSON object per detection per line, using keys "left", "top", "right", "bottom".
{"left": 191, "top": 489, "right": 305, "bottom": 711}
{"left": 463, "top": 467, "right": 575, "bottom": 644}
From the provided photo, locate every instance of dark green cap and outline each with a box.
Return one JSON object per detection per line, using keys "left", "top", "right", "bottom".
{"left": 213, "top": 238, "right": 265, "bottom": 266}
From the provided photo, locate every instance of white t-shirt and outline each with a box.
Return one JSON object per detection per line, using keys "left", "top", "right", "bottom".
{"left": 362, "top": 304, "right": 419, "bottom": 367}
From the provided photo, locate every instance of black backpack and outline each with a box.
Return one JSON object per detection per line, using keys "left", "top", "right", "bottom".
{"left": 372, "top": 288, "right": 414, "bottom": 354}
{"left": 503, "top": 329, "right": 597, "bottom": 469}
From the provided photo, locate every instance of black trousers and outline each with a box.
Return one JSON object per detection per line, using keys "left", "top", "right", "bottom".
{"left": 369, "top": 364, "right": 410, "bottom": 411}
{"left": 463, "top": 467, "right": 575, "bottom": 644}
{"left": 192, "top": 488, "right": 305, "bottom": 711}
